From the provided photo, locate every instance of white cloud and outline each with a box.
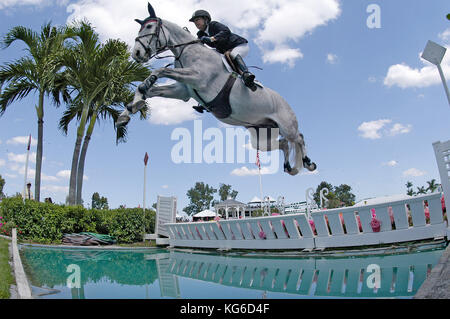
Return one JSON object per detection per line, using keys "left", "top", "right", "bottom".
{"left": 358, "top": 119, "right": 412, "bottom": 139}
{"left": 8, "top": 162, "right": 35, "bottom": 176}
{"left": 389, "top": 123, "right": 412, "bottom": 136}
{"left": 7, "top": 152, "right": 37, "bottom": 163}
{"left": 41, "top": 173, "right": 59, "bottom": 182}
{"left": 147, "top": 97, "right": 199, "bottom": 125}
{"left": 0, "top": 159, "right": 5, "bottom": 167}
{"left": 403, "top": 168, "right": 426, "bottom": 177}
{"left": 383, "top": 160, "right": 398, "bottom": 167}
{"left": 66, "top": 0, "right": 341, "bottom": 67}
{"left": 358, "top": 119, "right": 391, "bottom": 140}
{"left": 56, "top": 170, "right": 71, "bottom": 179}
{"left": 0, "top": 0, "right": 68, "bottom": 9}
{"left": 162, "top": 185, "right": 169, "bottom": 189}
{"left": 41, "top": 185, "right": 69, "bottom": 194}
{"left": 3, "top": 173, "right": 17, "bottom": 179}
{"left": 384, "top": 40, "right": 450, "bottom": 89}
{"left": 231, "top": 166, "right": 272, "bottom": 176}
{"left": 439, "top": 28, "right": 450, "bottom": 42}
{"left": 326, "top": 53, "right": 338, "bottom": 64}
{"left": 6, "top": 136, "right": 37, "bottom": 147}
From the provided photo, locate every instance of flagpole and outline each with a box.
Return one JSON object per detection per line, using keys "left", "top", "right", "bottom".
{"left": 22, "top": 134, "right": 31, "bottom": 201}
{"left": 256, "top": 151, "right": 264, "bottom": 211}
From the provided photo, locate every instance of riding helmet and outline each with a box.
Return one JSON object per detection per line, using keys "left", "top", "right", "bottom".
{"left": 189, "top": 10, "right": 211, "bottom": 22}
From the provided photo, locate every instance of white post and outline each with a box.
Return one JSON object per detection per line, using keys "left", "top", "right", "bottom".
{"left": 22, "top": 134, "right": 31, "bottom": 201}
{"left": 143, "top": 164, "right": 147, "bottom": 212}
{"left": 436, "top": 63, "right": 450, "bottom": 106}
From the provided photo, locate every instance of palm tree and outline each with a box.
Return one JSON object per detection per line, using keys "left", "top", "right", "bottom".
{"left": 416, "top": 186, "right": 427, "bottom": 195}
{"left": 0, "top": 22, "right": 71, "bottom": 201}
{"left": 59, "top": 21, "right": 149, "bottom": 205}
{"left": 406, "top": 181, "right": 415, "bottom": 196}
{"left": 426, "top": 179, "right": 438, "bottom": 193}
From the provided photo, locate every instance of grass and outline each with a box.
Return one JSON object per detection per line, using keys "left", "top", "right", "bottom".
{"left": 0, "top": 238, "right": 14, "bottom": 299}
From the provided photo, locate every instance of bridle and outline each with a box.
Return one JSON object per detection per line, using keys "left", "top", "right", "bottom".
{"left": 134, "top": 18, "right": 199, "bottom": 65}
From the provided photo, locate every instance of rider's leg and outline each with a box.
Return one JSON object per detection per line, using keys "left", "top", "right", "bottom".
{"left": 230, "top": 44, "right": 256, "bottom": 90}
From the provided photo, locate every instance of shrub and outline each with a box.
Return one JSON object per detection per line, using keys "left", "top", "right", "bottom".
{"left": 0, "top": 197, "right": 156, "bottom": 244}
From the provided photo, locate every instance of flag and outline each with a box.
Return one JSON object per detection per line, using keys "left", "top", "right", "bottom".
{"left": 27, "top": 134, "right": 31, "bottom": 151}
{"left": 256, "top": 151, "right": 261, "bottom": 169}
{"left": 144, "top": 152, "right": 149, "bottom": 166}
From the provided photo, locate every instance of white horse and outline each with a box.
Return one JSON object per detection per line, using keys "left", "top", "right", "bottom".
{"left": 118, "top": 3, "right": 316, "bottom": 175}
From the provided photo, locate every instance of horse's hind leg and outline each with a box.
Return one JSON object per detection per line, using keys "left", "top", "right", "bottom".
{"left": 296, "top": 133, "right": 317, "bottom": 172}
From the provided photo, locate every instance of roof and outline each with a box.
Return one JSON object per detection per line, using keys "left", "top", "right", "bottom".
{"left": 353, "top": 194, "right": 412, "bottom": 207}
{"left": 215, "top": 199, "right": 246, "bottom": 207}
{"left": 248, "top": 196, "right": 276, "bottom": 203}
{"left": 193, "top": 209, "right": 216, "bottom": 217}
{"left": 248, "top": 196, "right": 262, "bottom": 203}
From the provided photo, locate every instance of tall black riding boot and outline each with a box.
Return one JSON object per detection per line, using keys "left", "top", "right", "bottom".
{"left": 233, "top": 54, "right": 257, "bottom": 91}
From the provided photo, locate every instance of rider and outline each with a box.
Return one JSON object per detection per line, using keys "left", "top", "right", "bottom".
{"left": 189, "top": 10, "right": 256, "bottom": 91}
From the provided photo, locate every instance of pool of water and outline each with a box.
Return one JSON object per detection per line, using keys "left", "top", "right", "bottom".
{"left": 19, "top": 244, "right": 446, "bottom": 299}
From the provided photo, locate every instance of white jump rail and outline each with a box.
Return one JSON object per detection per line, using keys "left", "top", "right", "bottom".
{"left": 166, "top": 192, "right": 448, "bottom": 250}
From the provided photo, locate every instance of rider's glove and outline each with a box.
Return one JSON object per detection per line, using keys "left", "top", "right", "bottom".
{"left": 200, "top": 36, "right": 212, "bottom": 45}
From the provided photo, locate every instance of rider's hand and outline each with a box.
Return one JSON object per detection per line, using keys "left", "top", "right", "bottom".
{"left": 200, "top": 36, "right": 212, "bottom": 45}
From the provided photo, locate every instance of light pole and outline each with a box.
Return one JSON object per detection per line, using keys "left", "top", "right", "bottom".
{"left": 421, "top": 40, "right": 450, "bottom": 106}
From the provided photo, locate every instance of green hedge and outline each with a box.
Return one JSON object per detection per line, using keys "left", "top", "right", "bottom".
{"left": 0, "top": 197, "right": 155, "bottom": 244}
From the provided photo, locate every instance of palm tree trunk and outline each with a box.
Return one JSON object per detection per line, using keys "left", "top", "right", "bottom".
{"left": 34, "top": 92, "right": 44, "bottom": 202}
{"left": 68, "top": 104, "right": 89, "bottom": 205}
{"left": 76, "top": 112, "right": 97, "bottom": 205}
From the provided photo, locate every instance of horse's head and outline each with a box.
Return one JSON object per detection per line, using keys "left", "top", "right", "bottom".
{"left": 132, "top": 3, "right": 166, "bottom": 63}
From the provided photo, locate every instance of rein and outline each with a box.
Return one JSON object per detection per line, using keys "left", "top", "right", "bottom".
{"left": 135, "top": 18, "right": 200, "bottom": 65}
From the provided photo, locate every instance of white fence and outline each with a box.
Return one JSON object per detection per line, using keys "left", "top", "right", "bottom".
{"left": 166, "top": 192, "right": 448, "bottom": 250}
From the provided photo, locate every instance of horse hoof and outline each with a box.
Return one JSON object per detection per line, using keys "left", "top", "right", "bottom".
{"left": 116, "top": 115, "right": 130, "bottom": 127}
{"left": 288, "top": 168, "right": 299, "bottom": 176}
{"left": 308, "top": 162, "right": 317, "bottom": 171}
{"left": 284, "top": 162, "right": 292, "bottom": 173}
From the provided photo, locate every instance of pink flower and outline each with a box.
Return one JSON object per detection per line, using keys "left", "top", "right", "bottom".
{"left": 442, "top": 196, "right": 446, "bottom": 210}
{"left": 259, "top": 231, "right": 266, "bottom": 239}
{"left": 424, "top": 207, "right": 430, "bottom": 220}
{"left": 371, "top": 217, "right": 381, "bottom": 232}
{"left": 309, "top": 219, "right": 316, "bottom": 233}
{"left": 371, "top": 208, "right": 376, "bottom": 218}
{"left": 0, "top": 216, "right": 3, "bottom": 219}
{"left": 214, "top": 216, "right": 221, "bottom": 221}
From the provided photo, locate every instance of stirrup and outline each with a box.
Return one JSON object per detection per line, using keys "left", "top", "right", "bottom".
{"left": 193, "top": 105, "right": 205, "bottom": 113}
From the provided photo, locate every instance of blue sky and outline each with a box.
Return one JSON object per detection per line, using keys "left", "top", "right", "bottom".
{"left": 0, "top": 0, "right": 449, "bottom": 212}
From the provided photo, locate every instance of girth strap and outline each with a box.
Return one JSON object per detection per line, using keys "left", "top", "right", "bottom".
{"left": 193, "top": 72, "right": 238, "bottom": 119}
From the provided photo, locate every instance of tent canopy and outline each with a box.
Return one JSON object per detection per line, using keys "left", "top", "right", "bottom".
{"left": 193, "top": 209, "right": 216, "bottom": 218}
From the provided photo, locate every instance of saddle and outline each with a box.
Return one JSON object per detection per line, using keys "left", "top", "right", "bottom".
{"left": 192, "top": 50, "right": 263, "bottom": 118}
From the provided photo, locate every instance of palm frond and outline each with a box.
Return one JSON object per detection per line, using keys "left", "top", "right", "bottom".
{"left": 0, "top": 79, "right": 36, "bottom": 115}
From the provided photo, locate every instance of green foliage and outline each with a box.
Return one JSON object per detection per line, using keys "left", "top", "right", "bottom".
{"left": 183, "top": 182, "right": 217, "bottom": 216}
{"left": 0, "top": 197, "right": 155, "bottom": 244}
{"left": 406, "top": 179, "right": 440, "bottom": 196}
{"left": 218, "top": 183, "right": 238, "bottom": 201}
{"left": 91, "top": 192, "right": 109, "bottom": 210}
{"left": 314, "top": 181, "right": 355, "bottom": 209}
{"left": 0, "top": 238, "right": 14, "bottom": 299}
{"left": 0, "top": 174, "right": 5, "bottom": 199}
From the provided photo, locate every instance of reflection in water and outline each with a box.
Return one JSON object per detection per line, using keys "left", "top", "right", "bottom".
{"left": 19, "top": 244, "right": 446, "bottom": 299}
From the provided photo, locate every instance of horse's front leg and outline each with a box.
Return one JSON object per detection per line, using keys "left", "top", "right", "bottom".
{"left": 116, "top": 82, "right": 190, "bottom": 127}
